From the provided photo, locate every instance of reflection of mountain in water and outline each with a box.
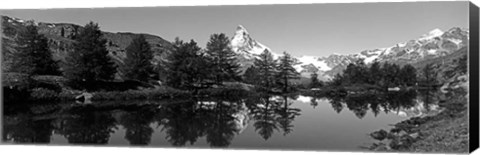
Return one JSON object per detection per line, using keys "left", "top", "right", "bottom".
{"left": 195, "top": 101, "right": 250, "bottom": 134}
{"left": 392, "top": 89, "right": 444, "bottom": 118}
{"left": 393, "top": 99, "right": 442, "bottom": 118}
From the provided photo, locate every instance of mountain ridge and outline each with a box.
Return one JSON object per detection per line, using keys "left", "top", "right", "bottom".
{"left": 229, "top": 25, "right": 469, "bottom": 80}
{"left": 1, "top": 15, "right": 469, "bottom": 81}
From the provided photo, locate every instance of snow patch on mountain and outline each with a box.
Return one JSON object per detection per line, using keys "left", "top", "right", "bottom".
{"left": 427, "top": 49, "right": 437, "bottom": 54}
{"left": 364, "top": 55, "right": 379, "bottom": 63}
{"left": 295, "top": 56, "right": 331, "bottom": 71}
{"left": 447, "top": 38, "right": 462, "bottom": 45}
{"left": 47, "top": 23, "right": 56, "bottom": 28}
{"left": 397, "top": 42, "right": 407, "bottom": 47}
{"left": 419, "top": 28, "right": 444, "bottom": 41}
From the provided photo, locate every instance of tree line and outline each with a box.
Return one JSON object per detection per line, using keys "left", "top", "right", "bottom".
{"left": 9, "top": 21, "right": 301, "bottom": 93}
{"left": 327, "top": 59, "right": 418, "bottom": 88}
{"left": 243, "top": 50, "right": 301, "bottom": 92}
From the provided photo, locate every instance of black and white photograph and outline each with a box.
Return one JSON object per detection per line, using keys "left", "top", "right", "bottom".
{"left": 0, "top": 1, "right": 477, "bottom": 154}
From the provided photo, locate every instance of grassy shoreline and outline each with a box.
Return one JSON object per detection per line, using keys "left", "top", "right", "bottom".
{"left": 2, "top": 73, "right": 254, "bottom": 103}
{"left": 368, "top": 90, "right": 469, "bottom": 153}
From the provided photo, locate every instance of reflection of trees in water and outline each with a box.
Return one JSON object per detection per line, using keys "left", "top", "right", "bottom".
{"left": 417, "top": 88, "right": 440, "bottom": 111}
{"left": 275, "top": 96, "right": 301, "bottom": 136}
{"left": 119, "top": 107, "right": 156, "bottom": 145}
{"left": 323, "top": 90, "right": 419, "bottom": 119}
{"left": 344, "top": 95, "right": 370, "bottom": 119}
{"left": 246, "top": 94, "right": 301, "bottom": 139}
{"left": 157, "top": 99, "right": 240, "bottom": 147}
{"left": 2, "top": 115, "right": 53, "bottom": 143}
{"left": 328, "top": 96, "right": 345, "bottom": 114}
{"left": 158, "top": 101, "right": 204, "bottom": 146}
{"left": 250, "top": 96, "right": 278, "bottom": 140}
{"left": 383, "top": 91, "right": 418, "bottom": 113}
{"left": 205, "top": 100, "right": 238, "bottom": 147}
{"left": 310, "top": 97, "right": 319, "bottom": 109}
{"left": 56, "top": 111, "right": 116, "bottom": 144}
{"left": 3, "top": 94, "right": 305, "bottom": 147}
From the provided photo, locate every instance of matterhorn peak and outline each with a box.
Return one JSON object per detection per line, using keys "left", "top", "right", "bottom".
{"left": 236, "top": 25, "right": 247, "bottom": 31}
{"left": 230, "top": 25, "right": 271, "bottom": 58}
{"left": 235, "top": 25, "right": 249, "bottom": 36}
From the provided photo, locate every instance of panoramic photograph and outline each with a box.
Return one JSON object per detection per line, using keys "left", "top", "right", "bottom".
{"left": 0, "top": 1, "right": 472, "bottom": 153}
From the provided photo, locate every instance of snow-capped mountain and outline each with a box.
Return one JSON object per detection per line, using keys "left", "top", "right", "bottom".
{"left": 231, "top": 25, "right": 277, "bottom": 59}
{"left": 230, "top": 25, "right": 469, "bottom": 79}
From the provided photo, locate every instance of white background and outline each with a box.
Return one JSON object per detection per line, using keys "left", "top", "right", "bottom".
{"left": 0, "top": 0, "right": 479, "bottom": 155}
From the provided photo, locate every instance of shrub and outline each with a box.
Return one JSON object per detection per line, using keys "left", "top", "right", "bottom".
{"left": 66, "top": 80, "right": 154, "bottom": 92}
{"left": 30, "top": 88, "right": 58, "bottom": 101}
{"left": 196, "top": 87, "right": 251, "bottom": 100}
{"left": 33, "top": 75, "right": 68, "bottom": 88}
{"left": 89, "top": 86, "right": 190, "bottom": 101}
{"left": 2, "top": 73, "right": 32, "bottom": 89}
{"left": 3, "top": 73, "right": 34, "bottom": 103}
{"left": 57, "top": 89, "right": 79, "bottom": 100}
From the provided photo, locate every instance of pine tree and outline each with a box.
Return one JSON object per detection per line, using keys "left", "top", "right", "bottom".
{"left": 310, "top": 72, "right": 322, "bottom": 88}
{"left": 205, "top": 33, "right": 241, "bottom": 85}
{"left": 63, "top": 22, "right": 117, "bottom": 84}
{"left": 121, "top": 35, "right": 154, "bottom": 82}
{"left": 329, "top": 73, "right": 344, "bottom": 87}
{"left": 275, "top": 51, "right": 300, "bottom": 92}
{"left": 342, "top": 59, "right": 368, "bottom": 85}
{"left": 399, "top": 64, "right": 417, "bottom": 86}
{"left": 11, "top": 21, "right": 59, "bottom": 76}
{"left": 368, "top": 60, "right": 382, "bottom": 85}
{"left": 243, "top": 65, "right": 260, "bottom": 85}
{"left": 380, "top": 62, "right": 401, "bottom": 87}
{"left": 165, "top": 38, "right": 211, "bottom": 89}
{"left": 253, "top": 49, "right": 277, "bottom": 89}
{"left": 60, "top": 27, "right": 65, "bottom": 37}
{"left": 351, "top": 59, "right": 368, "bottom": 84}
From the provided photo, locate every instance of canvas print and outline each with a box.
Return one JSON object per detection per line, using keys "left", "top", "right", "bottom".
{"left": 0, "top": 1, "right": 475, "bottom": 153}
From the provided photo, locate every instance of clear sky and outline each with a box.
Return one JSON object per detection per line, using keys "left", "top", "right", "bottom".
{"left": 0, "top": 1, "right": 469, "bottom": 57}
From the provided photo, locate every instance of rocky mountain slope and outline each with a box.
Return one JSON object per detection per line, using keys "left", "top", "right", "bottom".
{"left": 1, "top": 16, "right": 172, "bottom": 78}
{"left": 230, "top": 25, "right": 469, "bottom": 80}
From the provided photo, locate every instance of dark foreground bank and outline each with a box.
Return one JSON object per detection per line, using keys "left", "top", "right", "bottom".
{"left": 2, "top": 73, "right": 254, "bottom": 103}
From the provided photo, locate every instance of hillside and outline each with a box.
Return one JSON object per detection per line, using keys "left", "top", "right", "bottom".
{"left": 1, "top": 16, "right": 172, "bottom": 79}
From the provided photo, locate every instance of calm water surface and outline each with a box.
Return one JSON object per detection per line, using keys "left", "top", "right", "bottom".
{"left": 2, "top": 90, "right": 442, "bottom": 151}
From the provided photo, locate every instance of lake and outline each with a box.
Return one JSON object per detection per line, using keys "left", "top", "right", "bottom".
{"left": 2, "top": 89, "right": 443, "bottom": 151}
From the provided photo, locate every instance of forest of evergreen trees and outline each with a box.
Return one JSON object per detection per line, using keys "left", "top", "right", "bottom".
{"left": 327, "top": 59, "right": 418, "bottom": 88}
{"left": 7, "top": 20, "right": 467, "bottom": 101}
{"left": 7, "top": 21, "right": 302, "bottom": 95}
{"left": 243, "top": 50, "right": 301, "bottom": 93}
